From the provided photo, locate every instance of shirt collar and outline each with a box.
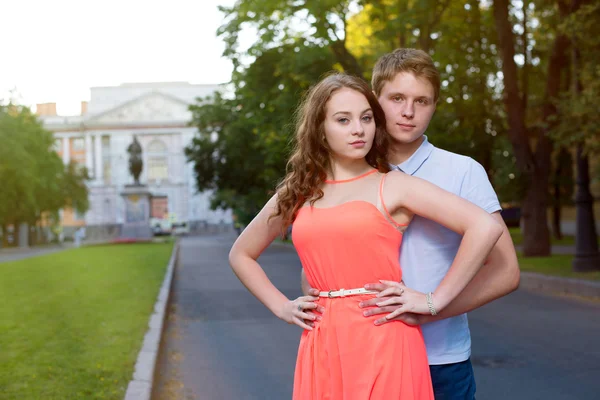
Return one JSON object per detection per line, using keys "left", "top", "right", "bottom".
{"left": 389, "top": 136, "right": 435, "bottom": 176}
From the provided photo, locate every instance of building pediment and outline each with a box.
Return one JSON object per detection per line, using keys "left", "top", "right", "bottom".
{"left": 88, "top": 92, "right": 192, "bottom": 124}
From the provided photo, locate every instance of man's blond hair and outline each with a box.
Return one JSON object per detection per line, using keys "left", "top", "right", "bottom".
{"left": 372, "top": 48, "right": 440, "bottom": 102}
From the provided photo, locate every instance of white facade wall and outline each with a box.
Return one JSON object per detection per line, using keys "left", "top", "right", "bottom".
{"left": 87, "top": 82, "right": 221, "bottom": 116}
{"left": 43, "top": 82, "right": 231, "bottom": 227}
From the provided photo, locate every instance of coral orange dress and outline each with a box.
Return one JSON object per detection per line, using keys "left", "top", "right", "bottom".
{"left": 291, "top": 172, "right": 433, "bottom": 399}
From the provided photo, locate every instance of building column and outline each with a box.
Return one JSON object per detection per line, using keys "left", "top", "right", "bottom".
{"left": 18, "top": 222, "right": 29, "bottom": 248}
{"left": 94, "top": 134, "right": 103, "bottom": 183}
{"left": 62, "top": 137, "right": 70, "bottom": 165}
{"left": 85, "top": 133, "right": 93, "bottom": 176}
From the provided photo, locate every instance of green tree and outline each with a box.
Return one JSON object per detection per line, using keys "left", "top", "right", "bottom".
{"left": 193, "top": 0, "right": 598, "bottom": 253}
{"left": 0, "top": 105, "right": 89, "bottom": 246}
{"left": 349, "top": 1, "right": 516, "bottom": 195}
{"left": 550, "top": 2, "right": 599, "bottom": 152}
{"left": 218, "top": 0, "right": 363, "bottom": 77}
{"left": 492, "top": 0, "right": 577, "bottom": 256}
{"left": 185, "top": 43, "right": 336, "bottom": 224}
{"left": 549, "top": 1, "right": 600, "bottom": 270}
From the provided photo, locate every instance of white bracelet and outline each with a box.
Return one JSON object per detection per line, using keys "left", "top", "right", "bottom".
{"left": 426, "top": 292, "right": 437, "bottom": 316}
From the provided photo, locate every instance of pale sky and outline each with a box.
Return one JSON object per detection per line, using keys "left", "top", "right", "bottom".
{"left": 1, "top": 0, "right": 238, "bottom": 115}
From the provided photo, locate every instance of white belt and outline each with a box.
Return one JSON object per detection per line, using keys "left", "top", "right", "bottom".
{"left": 319, "top": 288, "right": 378, "bottom": 298}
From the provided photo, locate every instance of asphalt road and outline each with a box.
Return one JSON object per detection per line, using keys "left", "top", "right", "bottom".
{"left": 153, "top": 234, "right": 600, "bottom": 400}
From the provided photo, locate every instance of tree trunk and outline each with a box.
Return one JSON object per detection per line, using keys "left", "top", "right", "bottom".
{"left": 330, "top": 41, "right": 364, "bottom": 79}
{"left": 521, "top": 0, "right": 530, "bottom": 111}
{"left": 552, "top": 148, "right": 567, "bottom": 240}
{"left": 494, "top": 0, "right": 571, "bottom": 256}
{"left": 572, "top": 145, "right": 600, "bottom": 271}
{"left": 569, "top": 1, "right": 600, "bottom": 270}
{"left": 493, "top": 0, "right": 551, "bottom": 255}
{"left": 492, "top": 0, "right": 534, "bottom": 174}
{"left": 521, "top": 136, "right": 552, "bottom": 256}
{"left": 1, "top": 224, "right": 8, "bottom": 248}
{"left": 397, "top": 0, "right": 408, "bottom": 48}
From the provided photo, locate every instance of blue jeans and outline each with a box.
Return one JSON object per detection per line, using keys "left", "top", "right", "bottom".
{"left": 429, "top": 358, "right": 476, "bottom": 400}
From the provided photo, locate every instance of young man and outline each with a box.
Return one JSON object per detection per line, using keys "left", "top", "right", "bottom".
{"left": 301, "top": 48, "right": 520, "bottom": 399}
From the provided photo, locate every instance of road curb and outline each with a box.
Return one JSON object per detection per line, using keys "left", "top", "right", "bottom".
{"left": 520, "top": 271, "right": 600, "bottom": 298}
{"left": 124, "top": 240, "right": 179, "bottom": 400}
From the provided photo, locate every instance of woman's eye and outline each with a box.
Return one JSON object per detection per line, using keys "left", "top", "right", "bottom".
{"left": 362, "top": 115, "right": 373, "bottom": 122}
{"left": 338, "top": 118, "right": 349, "bottom": 123}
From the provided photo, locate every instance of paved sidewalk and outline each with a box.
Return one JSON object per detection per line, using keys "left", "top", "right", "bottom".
{"left": 0, "top": 244, "right": 73, "bottom": 263}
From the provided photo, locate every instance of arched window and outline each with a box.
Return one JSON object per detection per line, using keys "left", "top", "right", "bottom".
{"left": 147, "top": 139, "right": 168, "bottom": 183}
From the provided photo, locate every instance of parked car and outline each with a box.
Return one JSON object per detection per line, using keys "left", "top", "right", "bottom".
{"left": 171, "top": 221, "right": 190, "bottom": 236}
{"left": 501, "top": 207, "right": 521, "bottom": 228}
{"left": 150, "top": 218, "right": 171, "bottom": 236}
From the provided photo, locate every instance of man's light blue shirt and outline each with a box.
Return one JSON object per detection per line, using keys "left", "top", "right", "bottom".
{"left": 392, "top": 136, "right": 501, "bottom": 365}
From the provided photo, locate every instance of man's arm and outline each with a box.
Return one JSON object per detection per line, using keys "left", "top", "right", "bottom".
{"left": 362, "top": 212, "right": 520, "bottom": 325}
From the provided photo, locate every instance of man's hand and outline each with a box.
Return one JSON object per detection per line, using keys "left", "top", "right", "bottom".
{"left": 359, "top": 281, "right": 429, "bottom": 326}
{"left": 301, "top": 271, "right": 326, "bottom": 327}
{"left": 303, "top": 288, "right": 325, "bottom": 327}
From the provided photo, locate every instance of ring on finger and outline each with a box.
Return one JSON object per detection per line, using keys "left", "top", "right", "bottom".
{"left": 297, "top": 304, "right": 303, "bottom": 312}
{"left": 399, "top": 288, "right": 404, "bottom": 295}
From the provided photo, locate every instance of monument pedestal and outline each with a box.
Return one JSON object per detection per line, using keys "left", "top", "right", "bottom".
{"left": 120, "top": 185, "right": 153, "bottom": 240}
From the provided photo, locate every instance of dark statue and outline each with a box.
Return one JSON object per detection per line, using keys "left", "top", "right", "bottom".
{"left": 127, "top": 136, "right": 143, "bottom": 185}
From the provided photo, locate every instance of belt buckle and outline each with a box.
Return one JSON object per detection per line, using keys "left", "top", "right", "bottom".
{"left": 340, "top": 288, "right": 345, "bottom": 298}
{"left": 328, "top": 290, "right": 333, "bottom": 299}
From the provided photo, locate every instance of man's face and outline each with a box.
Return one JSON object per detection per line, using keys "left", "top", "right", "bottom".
{"left": 377, "top": 72, "right": 436, "bottom": 145}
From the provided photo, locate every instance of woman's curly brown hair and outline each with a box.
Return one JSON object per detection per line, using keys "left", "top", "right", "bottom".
{"left": 272, "top": 73, "right": 390, "bottom": 236}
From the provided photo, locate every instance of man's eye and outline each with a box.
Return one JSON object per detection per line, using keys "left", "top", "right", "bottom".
{"left": 392, "top": 96, "right": 403, "bottom": 102}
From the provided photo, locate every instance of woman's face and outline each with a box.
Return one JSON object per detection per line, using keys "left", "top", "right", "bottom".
{"left": 323, "top": 87, "right": 376, "bottom": 161}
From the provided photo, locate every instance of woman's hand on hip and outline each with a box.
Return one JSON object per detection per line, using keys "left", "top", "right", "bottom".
{"left": 279, "top": 295, "right": 322, "bottom": 330}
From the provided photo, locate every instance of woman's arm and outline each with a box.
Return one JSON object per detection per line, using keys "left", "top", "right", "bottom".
{"left": 377, "top": 171, "right": 503, "bottom": 315}
{"left": 229, "top": 195, "right": 318, "bottom": 330}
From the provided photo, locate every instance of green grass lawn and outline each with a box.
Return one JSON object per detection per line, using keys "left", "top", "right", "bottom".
{"left": 0, "top": 242, "right": 174, "bottom": 400}
{"left": 518, "top": 253, "right": 600, "bottom": 281}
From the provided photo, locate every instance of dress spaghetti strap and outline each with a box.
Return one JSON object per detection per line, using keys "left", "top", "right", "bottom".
{"left": 379, "top": 174, "right": 408, "bottom": 229}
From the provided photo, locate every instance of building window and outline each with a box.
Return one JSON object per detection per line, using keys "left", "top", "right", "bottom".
{"left": 72, "top": 137, "right": 85, "bottom": 151}
{"left": 70, "top": 137, "right": 86, "bottom": 168}
{"left": 147, "top": 139, "right": 168, "bottom": 183}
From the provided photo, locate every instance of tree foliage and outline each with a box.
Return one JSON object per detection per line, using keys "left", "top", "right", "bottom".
{"left": 187, "top": 0, "right": 597, "bottom": 253}
{"left": 0, "top": 105, "right": 89, "bottom": 242}
{"left": 549, "top": 2, "right": 600, "bottom": 153}
{"left": 185, "top": 43, "right": 336, "bottom": 224}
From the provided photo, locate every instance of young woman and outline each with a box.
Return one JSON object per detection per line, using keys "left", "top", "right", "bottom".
{"left": 228, "top": 73, "right": 502, "bottom": 399}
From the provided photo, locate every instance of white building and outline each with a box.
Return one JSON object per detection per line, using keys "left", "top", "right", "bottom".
{"left": 39, "top": 82, "right": 231, "bottom": 238}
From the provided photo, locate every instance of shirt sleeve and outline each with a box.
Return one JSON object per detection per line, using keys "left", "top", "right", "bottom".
{"left": 459, "top": 158, "right": 502, "bottom": 214}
